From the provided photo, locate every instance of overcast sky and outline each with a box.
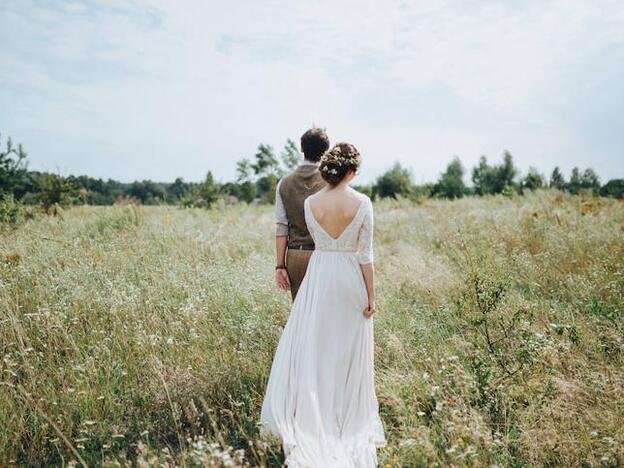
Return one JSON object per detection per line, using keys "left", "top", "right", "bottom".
{"left": 1, "top": 0, "right": 623, "bottom": 184}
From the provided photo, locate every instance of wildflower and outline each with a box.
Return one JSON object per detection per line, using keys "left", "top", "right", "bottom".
{"left": 398, "top": 438, "right": 417, "bottom": 447}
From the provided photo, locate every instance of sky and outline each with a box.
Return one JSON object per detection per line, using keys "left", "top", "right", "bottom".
{"left": 1, "top": 0, "right": 623, "bottom": 185}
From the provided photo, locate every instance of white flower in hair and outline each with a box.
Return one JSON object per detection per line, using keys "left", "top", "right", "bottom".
{"left": 329, "top": 168, "right": 338, "bottom": 175}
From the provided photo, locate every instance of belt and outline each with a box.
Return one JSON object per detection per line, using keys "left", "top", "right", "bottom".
{"left": 288, "top": 244, "right": 315, "bottom": 251}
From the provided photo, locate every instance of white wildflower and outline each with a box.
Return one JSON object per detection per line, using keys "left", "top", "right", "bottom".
{"left": 399, "top": 438, "right": 417, "bottom": 447}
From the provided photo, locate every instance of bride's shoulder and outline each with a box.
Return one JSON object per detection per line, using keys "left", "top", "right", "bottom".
{"left": 305, "top": 190, "right": 322, "bottom": 205}
{"left": 350, "top": 188, "right": 371, "bottom": 205}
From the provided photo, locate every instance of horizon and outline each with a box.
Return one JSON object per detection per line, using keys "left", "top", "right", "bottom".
{"left": 13, "top": 149, "right": 613, "bottom": 188}
{"left": 1, "top": 1, "right": 623, "bottom": 185}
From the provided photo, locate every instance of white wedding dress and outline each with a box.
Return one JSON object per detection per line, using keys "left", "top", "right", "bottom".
{"left": 260, "top": 192, "right": 386, "bottom": 467}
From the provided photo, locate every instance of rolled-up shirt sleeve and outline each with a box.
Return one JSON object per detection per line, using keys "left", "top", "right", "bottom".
{"left": 275, "top": 179, "right": 289, "bottom": 236}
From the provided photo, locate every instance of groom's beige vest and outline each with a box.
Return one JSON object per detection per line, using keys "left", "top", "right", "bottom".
{"left": 279, "top": 165, "right": 326, "bottom": 248}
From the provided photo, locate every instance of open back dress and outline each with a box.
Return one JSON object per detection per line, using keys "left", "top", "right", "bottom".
{"left": 260, "top": 192, "right": 386, "bottom": 467}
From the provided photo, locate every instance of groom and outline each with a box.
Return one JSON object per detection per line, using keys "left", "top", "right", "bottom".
{"left": 274, "top": 127, "right": 329, "bottom": 300}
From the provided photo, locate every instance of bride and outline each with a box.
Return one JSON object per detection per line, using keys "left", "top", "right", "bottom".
{"left": 260, "top": 143, "right": 386, "bottom": 467}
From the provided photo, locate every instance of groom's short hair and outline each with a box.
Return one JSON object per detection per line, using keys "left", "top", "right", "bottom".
{"left": 301, "top": 128, "right": 329, "bottom": 162}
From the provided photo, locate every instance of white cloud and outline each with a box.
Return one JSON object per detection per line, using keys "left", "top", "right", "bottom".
{"left": 1, "top": 0, "right": 623, "bottom": 183}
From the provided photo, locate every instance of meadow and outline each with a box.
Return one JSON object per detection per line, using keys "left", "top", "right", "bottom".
{"left": 1, "top": 192, "right": 622, "bottom": 467}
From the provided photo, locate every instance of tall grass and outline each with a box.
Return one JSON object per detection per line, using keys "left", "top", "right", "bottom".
{"left": 1, "top": 192, "right": 622, "bottom": 466}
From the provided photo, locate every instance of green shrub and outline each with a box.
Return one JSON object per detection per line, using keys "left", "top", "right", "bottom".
{"left": 0, "top": 194, "right": 33, "bottom": 227}
{"left": 600, "top": 178, "right": 624, "bottom": 199}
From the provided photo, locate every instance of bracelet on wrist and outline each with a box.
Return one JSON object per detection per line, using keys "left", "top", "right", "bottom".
{"left": 275, "top": 265, "right": 286, "bottom": 270}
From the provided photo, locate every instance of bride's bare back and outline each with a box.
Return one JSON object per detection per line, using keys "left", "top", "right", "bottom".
{"left": 308, "top": 187, "right": 363, "bottom": 240}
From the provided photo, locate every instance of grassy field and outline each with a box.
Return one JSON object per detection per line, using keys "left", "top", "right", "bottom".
{"left": 1, "top": 192, "right": 623, "bottom": 467}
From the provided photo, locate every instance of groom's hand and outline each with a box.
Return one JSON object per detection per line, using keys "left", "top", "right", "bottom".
{"left": 275, "top": 268, "right": 291, "bottom": 291}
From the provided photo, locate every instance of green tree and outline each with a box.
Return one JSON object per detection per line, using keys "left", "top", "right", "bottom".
{"left": 238, "top": 181, "right": 256, "bottom": 203}
{"left": 498, "top": 151, "right": 517, "bottom": 190}
{"left": 0, "top": 134, "right": 28, "bottom": 196}
{"left": 600, "top": 179, "right": 624, "bottom": 199}
{"left": 256, "top": 174, "right": 278, "bottom": 204}
{"left": 236, "top": 158, "right": 254, "bottom": 182}
{"left": 280, "top": 139, "right": 301, "bottom": 171}
{"left": 521, "top": 167, "right": 545, "bottom": 192}
{"left": 0, "top": 193, "right": 25, "bottom": 226}
{"left": 128, "top": 180, "right": 166, "bottom": 204}
{"left": 472, "top": 152, "right": 518, "bottom": 195}
{"left": 36, "top": 173, "right": 74, "bottom": 214}
{"left": 235, "top": 158, "right": 257, "bottom": 203}
{"left": 169, "top": 177, "right": 190, "bottom": 201}
{"left": 373, "top": 162, "right": 413, "bottom": 199}
{"left": 549, "top": 166, "right": 566, "bottom": 190}
{"left": 236, "top": 158, "right": 258, "bottom": 203}
{"left": 247, "top": 144, "right": 283, "bottom": 203}
{"left": 251, "top": 144, "right": 280, "bottom": 177}
{"left": 567, "top": 167, "right": 582, "bottom": 194}
{"left": 580, "top": 168, "right": 600, "bottom": 193}
{"left": 197, "top": 171, "right": 220, "bottom": 208}
{"left": 471, "top": 156, "right": 496, "bottom": 195}
{"left": 432, "top": 157, "right": 466, "bottom": 199}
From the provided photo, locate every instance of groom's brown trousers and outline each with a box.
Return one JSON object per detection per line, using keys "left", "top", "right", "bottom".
{"left": 286, "top": 248, "right": 314, "bottom": 301}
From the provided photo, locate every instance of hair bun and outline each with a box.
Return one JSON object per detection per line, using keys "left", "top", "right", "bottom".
{"left": 319, "top": 143, "right": 361, "bottom": 186}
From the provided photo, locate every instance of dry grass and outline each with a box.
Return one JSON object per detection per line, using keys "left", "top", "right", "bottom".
{"left": 0, "top": 191, "right": 622, "bottom": 466}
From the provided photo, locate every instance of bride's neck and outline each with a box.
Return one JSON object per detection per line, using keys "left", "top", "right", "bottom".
{"left": 331, "top": 181, "right": 350, "bottom": 191}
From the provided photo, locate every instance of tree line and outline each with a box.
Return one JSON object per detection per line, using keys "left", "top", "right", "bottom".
{"left": 1, "top": 133, "right": 622, "bottom": 214}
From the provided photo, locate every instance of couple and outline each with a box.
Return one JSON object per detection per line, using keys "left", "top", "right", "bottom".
{"left": 260, "top": 128, "right": 386, "bottom": 467}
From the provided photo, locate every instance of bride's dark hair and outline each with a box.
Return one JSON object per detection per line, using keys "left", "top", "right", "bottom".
{"left": 319, "top": 143, "right": 361, "bottom": 186}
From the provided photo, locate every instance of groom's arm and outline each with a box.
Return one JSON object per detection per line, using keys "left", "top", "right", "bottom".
{"left": 275, "top": 236, "right": 288, "bottom": 264}
{"left": 275, "top": 180, "right": 290, "bottom": 291}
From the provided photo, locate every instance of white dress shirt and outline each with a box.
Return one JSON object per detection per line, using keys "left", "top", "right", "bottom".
{"left": 275, "top": 160, "right": 320, "bottom": 236}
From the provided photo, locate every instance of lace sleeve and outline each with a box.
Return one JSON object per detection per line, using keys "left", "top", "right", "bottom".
{"left": 357, "top": 197, "right": 374, "bottom": 264}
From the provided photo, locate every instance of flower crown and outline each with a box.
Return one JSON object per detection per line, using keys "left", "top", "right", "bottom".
{"left": 320, "top": 145, "right": 360, "bottom": 174}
